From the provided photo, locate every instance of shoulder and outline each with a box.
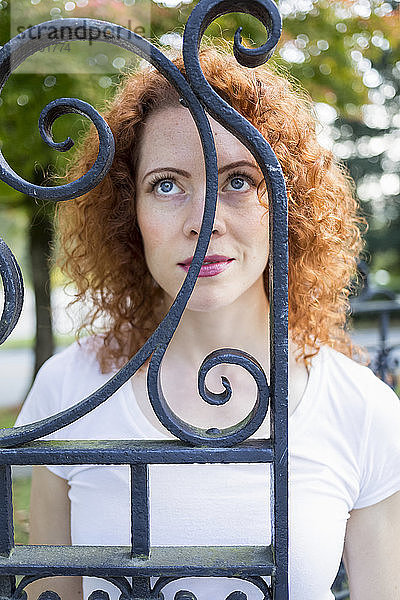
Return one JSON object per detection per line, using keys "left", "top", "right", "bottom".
{"left": 319, "top": 345, "right": 398, "bottom": 409}
{"left": 310, "top": 345, "right": 400, "bottom": 449}
{"left": 321, "top": 344, "right": 380, "bottom": 384}
{"left": 36, "top": 336, "right": 104, "bottom": 380}
{"left": 313, "top": 346, "right": 400, "bottom": 509}
{"left": 15, "top": 336, "right": 110, "bottom": 426}
{"left": 33, "top": 335, "right": 117, "bottom": 396}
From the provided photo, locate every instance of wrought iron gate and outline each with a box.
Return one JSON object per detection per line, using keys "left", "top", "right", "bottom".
{"left": 0, "top": 0, "right": 289, "bottom": 598}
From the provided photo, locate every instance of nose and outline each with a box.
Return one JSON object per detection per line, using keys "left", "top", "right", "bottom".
{"left": 182, "top": 193, "right": 227, "bottom": 238}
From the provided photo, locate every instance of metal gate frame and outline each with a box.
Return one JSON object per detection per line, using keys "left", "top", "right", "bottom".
{"left": 0, "top": 1, "right": 289, "bottom": 598}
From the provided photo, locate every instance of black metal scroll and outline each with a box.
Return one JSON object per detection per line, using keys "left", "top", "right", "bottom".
{"left": 13, "top": 575, "right": 132, "bottom": 600}
{"left": 13, "top": 574, "right": 273, "bottom": 600}
{"left": 0, "top": 0, "right": 289, "bottom": 598}
{"left": 350, "top": 263, "right": 400, "bottom": 388}
{"left": 0, "top": 238, "right": 24, "bottom": 345}
{"left": 0, "top": 0, "right": 286, "bottom": 453}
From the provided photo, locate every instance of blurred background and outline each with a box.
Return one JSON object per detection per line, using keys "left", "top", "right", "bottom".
{"left": 1, "top": 0, "right": 400, "bottom": 404}
{"left": 1, "top": 0, "right": 400, "bottom": 408}
{"left": 0, "top": 0, "right": 399, "bottom": 568}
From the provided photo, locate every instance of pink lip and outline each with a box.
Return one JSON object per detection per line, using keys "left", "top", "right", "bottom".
{"left": 179, "top": 255, "right": 234, "bottom": 278}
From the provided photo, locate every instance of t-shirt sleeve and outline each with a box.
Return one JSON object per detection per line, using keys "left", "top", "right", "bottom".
{"left": 353, "top": 379, "right": 400, "bottom": 509}
{"left": 14, "top": 350, "right": 71, "bottom": 480}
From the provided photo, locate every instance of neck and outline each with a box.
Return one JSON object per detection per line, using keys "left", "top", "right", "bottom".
{"left": 161, "top": 278, "right": 270, "bottom": 374}
{"left": 140, "top": 279, "right": 308, "bottom": 422}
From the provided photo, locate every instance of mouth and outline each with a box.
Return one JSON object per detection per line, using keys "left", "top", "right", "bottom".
{"left": 179, "top": 254, "right": 234, "bottom": 266}
{"left": 178, "top": 255, "right": 235, "bottom": 278}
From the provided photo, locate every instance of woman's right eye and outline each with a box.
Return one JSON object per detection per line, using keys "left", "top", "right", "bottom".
{"left": 150, "top": 177, "right": 182, "bottom": 196}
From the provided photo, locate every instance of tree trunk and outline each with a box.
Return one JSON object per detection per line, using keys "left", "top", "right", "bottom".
{"left": 28, "top": 201, "right": 54, "bottom": 381}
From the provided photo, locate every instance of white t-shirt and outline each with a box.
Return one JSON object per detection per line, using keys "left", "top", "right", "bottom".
{"left": 15, "top": 340, "right": 400, "bottom": 600}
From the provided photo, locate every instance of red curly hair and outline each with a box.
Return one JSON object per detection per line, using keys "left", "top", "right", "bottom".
{"left": 55, "top": 44, "right": 366, "bottom": 373}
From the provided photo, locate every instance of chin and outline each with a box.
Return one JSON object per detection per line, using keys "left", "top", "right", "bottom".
{"left": 186, "top": 291, "right": 239, "bottom": 313}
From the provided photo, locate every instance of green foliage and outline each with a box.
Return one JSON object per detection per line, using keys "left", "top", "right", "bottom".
{"left": 1, "top": 0, "right": 398, "bottom": 195}
{"left": 1, "top": 0, "right": 400, "bottom": 286}
{"left": 0, "top": 1, "right": 130, "bottom": 291}
{"left": 0, "top": 2, "right": 126, "bottom": 204}
{"left": 152, "top": 0, "right": 399, "bottom": 116}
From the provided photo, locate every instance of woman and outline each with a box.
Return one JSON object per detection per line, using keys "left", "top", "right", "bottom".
{"left": 16, "top": 45, "right": 400, "bottom": 599}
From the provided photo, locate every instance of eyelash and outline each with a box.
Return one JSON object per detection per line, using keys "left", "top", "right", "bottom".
{"left": 226, "top": 171, "right": 257, "bottom": 189}
{"left": 149, "top": 172, "right": 179, "bottom": 192}
{"left": 148, "top": 171, "right": 257, "bottom": 192}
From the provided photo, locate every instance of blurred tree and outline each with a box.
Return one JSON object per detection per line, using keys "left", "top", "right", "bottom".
{"left": 0, "top": 4, "right": 108, "bottom": 378}
{"left": 150, "top": 0, "right": 399, "bottom": 115}
{"left": 0, "top": 0, "right": 175, "bottom": 378}
{"left": 334, "top": 6, "right": 400, "bottom": 288}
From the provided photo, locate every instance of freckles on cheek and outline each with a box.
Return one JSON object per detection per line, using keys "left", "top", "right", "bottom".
{"left": 138, "top": 214, "right": 167, "bottom": 250}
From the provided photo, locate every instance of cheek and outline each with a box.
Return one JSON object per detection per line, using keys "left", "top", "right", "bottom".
{"left": 136, "top": 206, "right": 168, "bottom": 253}
{"left": 139, "top": 221, "right": 162, "bottom": 253}
{"left": 240, "top": 208, "right": 269, "bottom": 254}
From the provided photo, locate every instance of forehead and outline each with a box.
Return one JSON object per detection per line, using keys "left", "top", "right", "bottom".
{"left": 136, "top": 105, "right": 256, "bottom": 174}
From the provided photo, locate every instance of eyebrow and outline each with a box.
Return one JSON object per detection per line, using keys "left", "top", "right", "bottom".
{"left": 141, "top": 160, "right": 262, "bottom": 184}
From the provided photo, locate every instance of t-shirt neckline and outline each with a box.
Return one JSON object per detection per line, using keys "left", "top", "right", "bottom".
{"left": 124, "top": 347, "right": 324, "bottom": 439}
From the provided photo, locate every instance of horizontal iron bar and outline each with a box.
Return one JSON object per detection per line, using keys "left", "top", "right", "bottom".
{"left": 350, "top": 300, "right": 400, "bottom": 314}
{"left": 0, "top": 545, "right": 275, "bottom": 576}
{"left": 0, "top": 439, "right": 273, "bottom": 465}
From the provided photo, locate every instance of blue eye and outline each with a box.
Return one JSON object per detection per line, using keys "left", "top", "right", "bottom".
{"left": 150, "top": 176, "right": 181, "bottom": 196}
{"left": 159, "top": 180, "right": 174, "bottom": 194}
{"left": 230, "top": 177, "right": 246, "bottom": 190}
{"left": 224, "top": 174, "right": 253, "bottom": 192}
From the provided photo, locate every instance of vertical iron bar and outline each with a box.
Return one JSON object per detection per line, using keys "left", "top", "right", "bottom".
{"left": 378, "top": 311, "right": 390, "bottom": 383}
{"left": 130, "top": 464, "right": 150, "bottom": 558}
{"left": 0, "top": 465, "right": 14, "bottom": 599}
{"left": 269, "top": 187, "right": 289, "bottom": 599}
{"left": 131, "top": 576, "right": 152, "bottom": 600}
{"left": 0, "top": 575, "right": 16, "bottom": 600}
{"left": 0, "top": 465, "right": 14, "bottom": 557}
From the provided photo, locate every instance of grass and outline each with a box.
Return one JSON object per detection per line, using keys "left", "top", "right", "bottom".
{"left": 1, "top": 335, "right": 75, "bottom": 351}
{"left": 0, "top": 407, "right": 31, "bottom": 545}
{"left": 0, "top": 406, "right": 19, "bottom": 429}
{"left": 13, "top": 476, "right": 31, "bottom": 545}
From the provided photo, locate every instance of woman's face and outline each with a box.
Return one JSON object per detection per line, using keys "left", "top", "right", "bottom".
{"left": 135, "top": 105, "right": 269, "bottom": 312}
